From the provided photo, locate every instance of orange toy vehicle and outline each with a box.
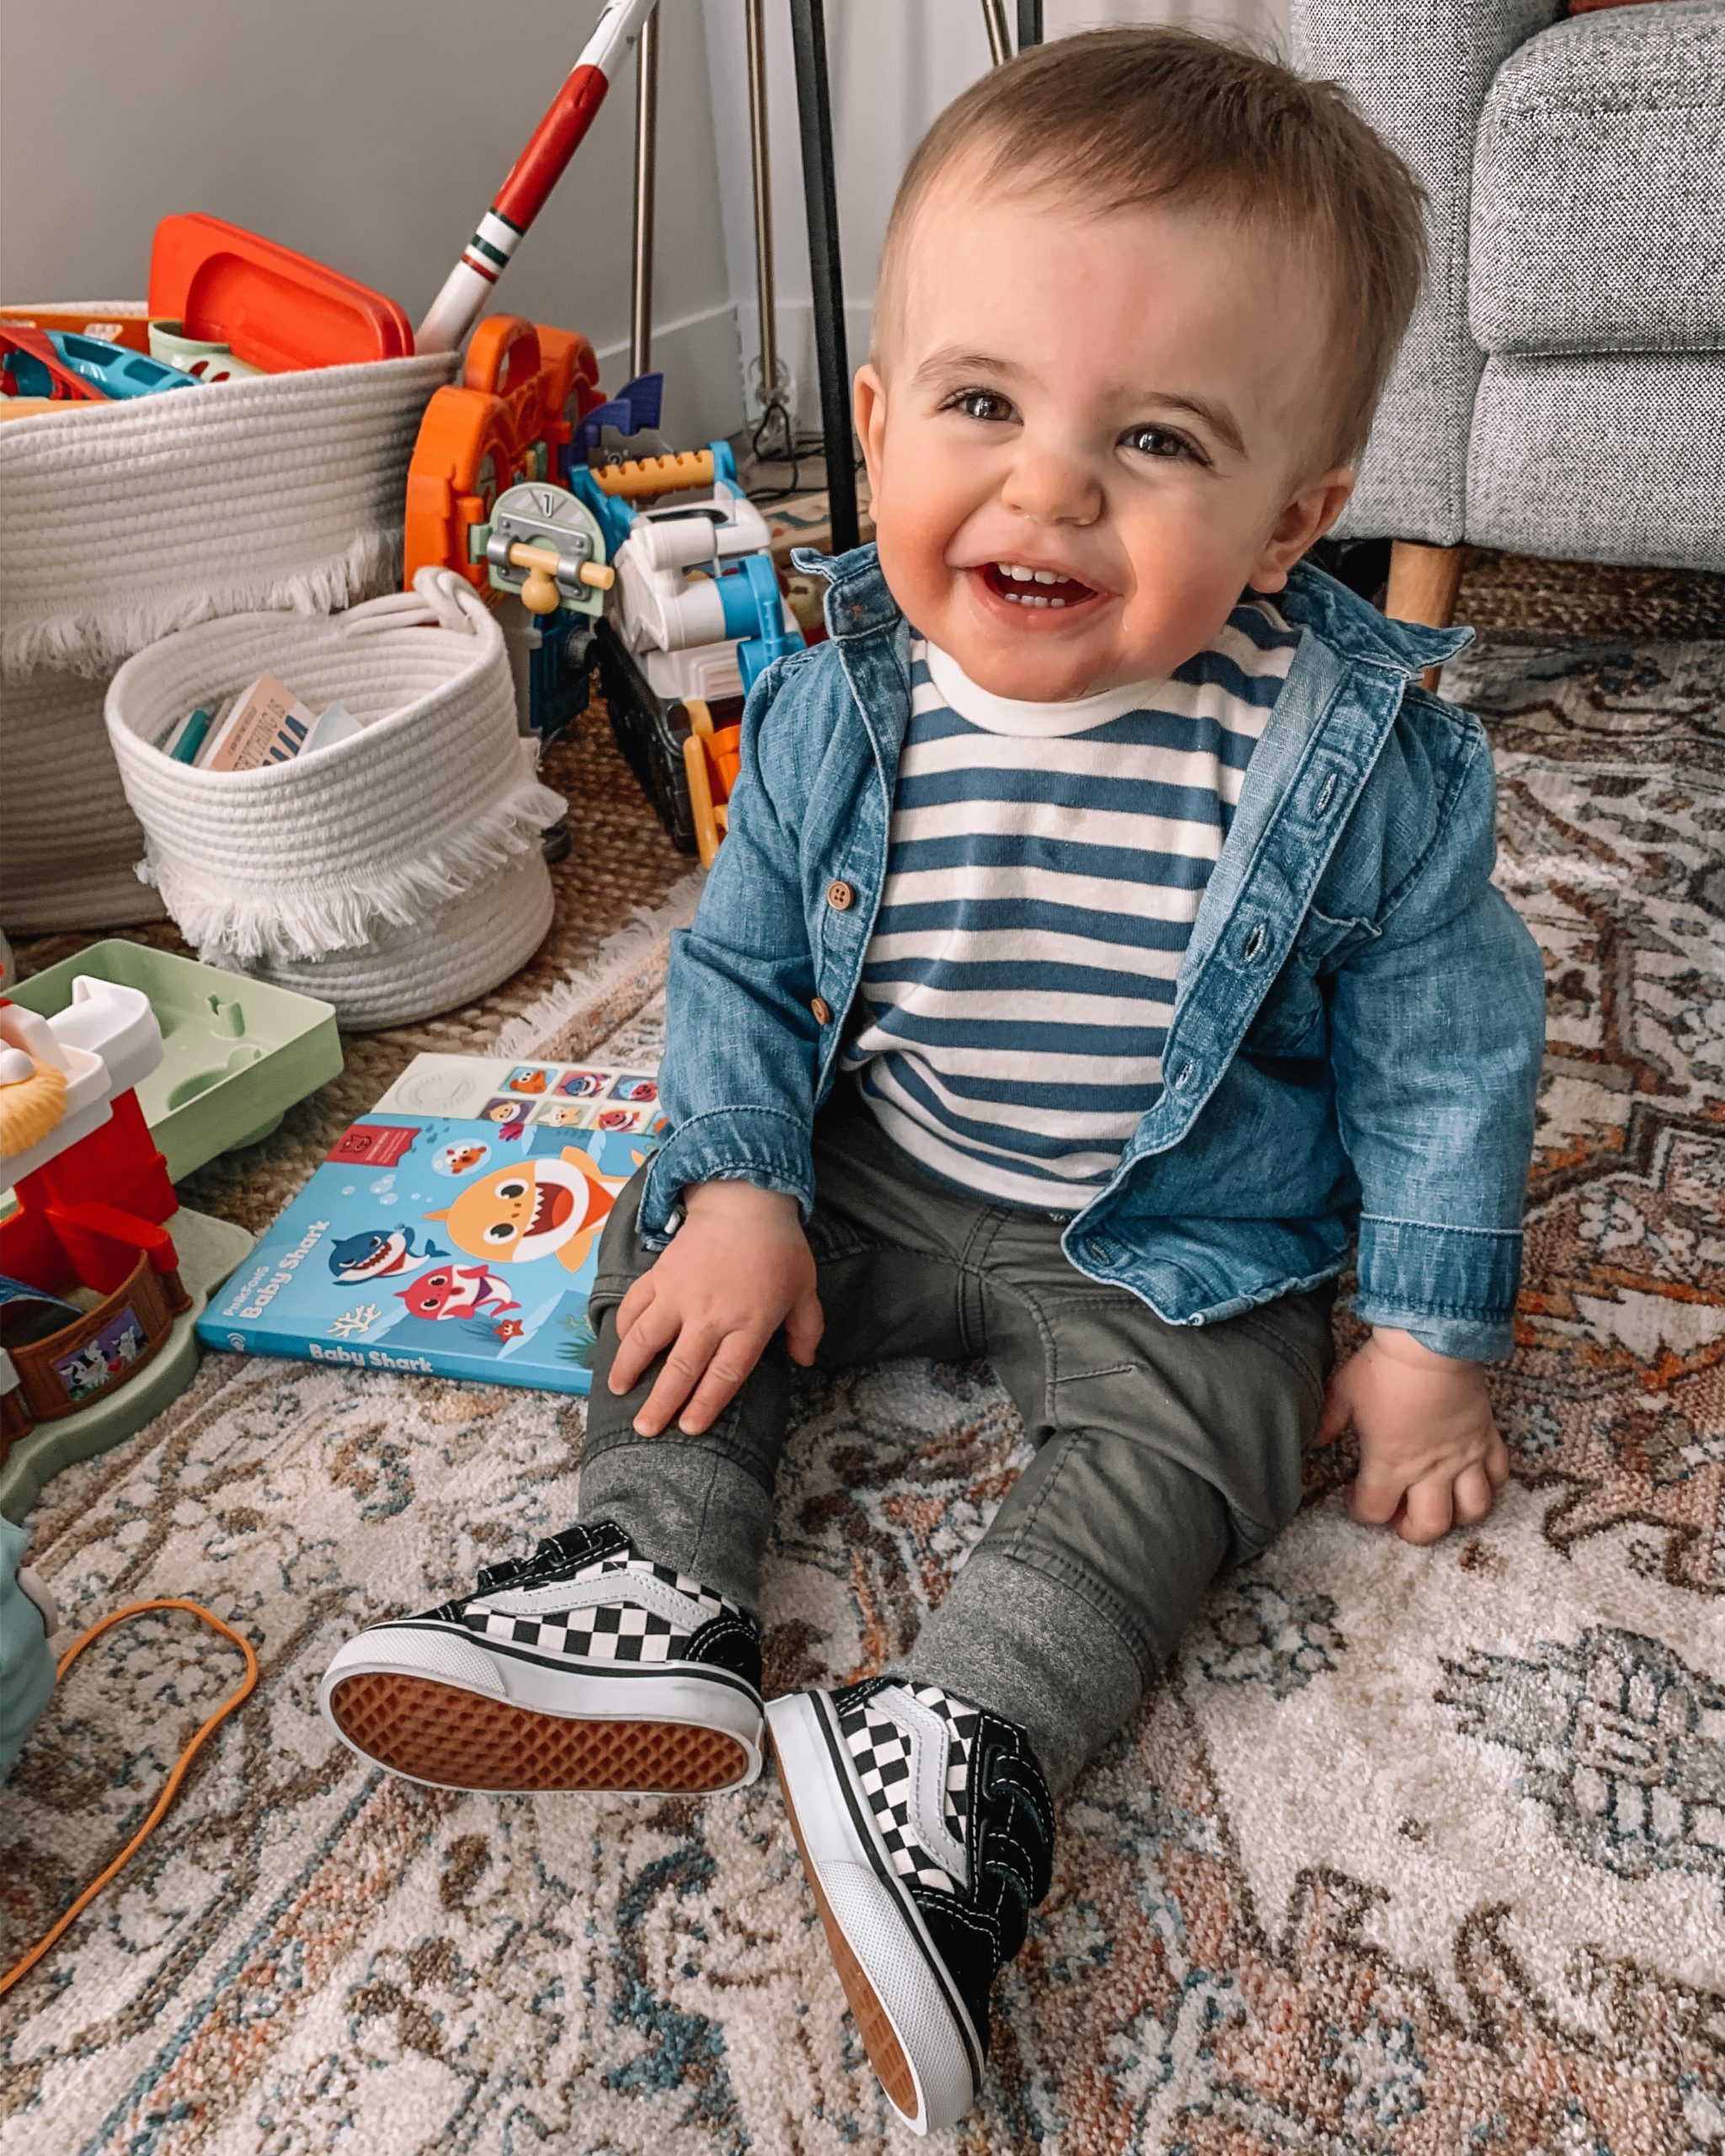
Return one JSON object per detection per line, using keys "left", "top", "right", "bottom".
{"left": 403, "top": 315, "right": 605, "bottom": 595}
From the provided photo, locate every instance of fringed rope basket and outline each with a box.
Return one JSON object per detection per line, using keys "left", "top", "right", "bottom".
{"left": 0, "top": 344, "right": 457, "bottom": 931}
{"left": 104, "top": 569, "right": 564, "bottom": 1029}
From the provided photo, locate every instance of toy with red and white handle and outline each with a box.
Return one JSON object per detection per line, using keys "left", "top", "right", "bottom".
{"left": 417, "top": 0, "right": 660, "bottom": 356}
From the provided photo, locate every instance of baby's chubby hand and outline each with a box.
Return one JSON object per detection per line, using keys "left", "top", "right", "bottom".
{"left": 606, "top": 1181, "right": 823, "bottom": 1438}
{"left": 1318, "top": 1326, "right": 1511, "bottom": 1545}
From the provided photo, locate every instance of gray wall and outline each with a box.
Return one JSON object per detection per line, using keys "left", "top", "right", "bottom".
{"left": 0, "top": 0, "right": 743, "bottom": 444}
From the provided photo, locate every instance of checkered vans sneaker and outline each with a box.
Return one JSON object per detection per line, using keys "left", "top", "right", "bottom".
{"left": 840, "top": 1684, "right": 982, "bottom": 1896}
{"left": 465, "top": 1550, "right": 734, "bottom": 1667}
{"left": 318, "top": 1520, "right": 763, "bottom": 1796}
{"left": 766, "top": 1677, "right": 1055, "bottom": 2136}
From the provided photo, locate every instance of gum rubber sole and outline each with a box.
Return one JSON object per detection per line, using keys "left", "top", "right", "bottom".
{"left": 328, "top": 1671, "right": 750, "bottom": 1793}
{"left": 773, "top": 1732, "right": 921, "bottom": 2121}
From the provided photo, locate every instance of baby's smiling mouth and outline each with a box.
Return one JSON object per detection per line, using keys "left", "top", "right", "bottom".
{"left": 975, "top": 560, "right": 1102, "bottom": 611}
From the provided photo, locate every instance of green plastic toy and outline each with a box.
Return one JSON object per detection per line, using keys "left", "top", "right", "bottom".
{"left": 8, "top": 942, "right": 340, "bottom": 1184}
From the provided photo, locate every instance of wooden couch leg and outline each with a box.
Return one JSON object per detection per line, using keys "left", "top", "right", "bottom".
{"left": 1386, "top": 540, "right": 1464, "bottom": 691}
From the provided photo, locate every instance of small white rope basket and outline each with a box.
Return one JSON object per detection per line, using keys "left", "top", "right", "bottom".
{"left": 105, "top": 568, "right": 564, "bottom": 1028}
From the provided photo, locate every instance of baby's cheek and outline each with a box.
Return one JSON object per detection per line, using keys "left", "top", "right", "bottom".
{"left": 873, "top": 504, "right": 954, "bottom": 624}
{"left": 1124, "top": 536, "right": 1255, "bottom": 662}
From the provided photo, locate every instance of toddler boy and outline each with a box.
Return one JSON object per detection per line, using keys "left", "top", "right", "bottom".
{"left": 323, "top": 29, "right": 1544, "bottom": 2134}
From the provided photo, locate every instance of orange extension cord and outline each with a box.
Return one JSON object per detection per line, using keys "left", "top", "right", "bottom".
{"left": 0, "top": 1598, "right": 259, "bottom": 1997}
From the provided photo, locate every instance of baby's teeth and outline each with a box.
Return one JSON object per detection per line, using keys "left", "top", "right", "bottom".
{"left": 1048, "top": 597, "right": 1065, "bottom": 608}
{"left": 1033, "top": 568, "right": 1058, "bottom": 584}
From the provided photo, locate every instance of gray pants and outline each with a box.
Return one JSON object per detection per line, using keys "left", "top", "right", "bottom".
{"left": 581, "top": 1091, "right": 1334, "bottom": 1792}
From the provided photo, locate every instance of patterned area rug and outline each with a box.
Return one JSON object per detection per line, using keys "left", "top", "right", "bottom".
{"left": 4, "top": 636, "right": 1723, "bottom": 2155}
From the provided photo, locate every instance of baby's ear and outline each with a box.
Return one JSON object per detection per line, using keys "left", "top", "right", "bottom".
{"left": 1251, "top": 467, "right": 1356, "bottom": 591}
{"left": 853, "top": 363, "right": 889, "bottom": 500}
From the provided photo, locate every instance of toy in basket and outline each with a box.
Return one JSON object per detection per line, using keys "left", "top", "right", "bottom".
{"left": 148, "top": 213, "right": 414, "bottom": 374}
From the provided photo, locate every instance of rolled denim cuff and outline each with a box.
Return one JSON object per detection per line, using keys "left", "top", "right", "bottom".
{"left": 639, "top": 1107, "right": 815, "bottom": 1243}
{"left": 1351, "top": 1214, "right": 1522, "bottom": 1363}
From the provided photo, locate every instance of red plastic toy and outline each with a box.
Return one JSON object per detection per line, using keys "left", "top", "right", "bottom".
{"left": 0, "top": 323, "right": 104, "bottom": 403}
{"left": 148, "top": 214, "right": 414, "bottom": 373}
{"left": 0, "top": 992, "right": 185, "bottom": 1448}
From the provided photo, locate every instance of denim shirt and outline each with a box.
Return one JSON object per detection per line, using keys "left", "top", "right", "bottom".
{"left": 644, "top": 544, "right": 1546, "bottom": 1361}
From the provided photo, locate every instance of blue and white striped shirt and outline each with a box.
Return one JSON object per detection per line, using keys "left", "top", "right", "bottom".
{"left": 844, "top": 597, "right": 1303, "bottom": 1209}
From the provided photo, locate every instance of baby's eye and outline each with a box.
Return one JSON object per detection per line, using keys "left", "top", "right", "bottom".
{"left": 945, "top": 387, "right": 1016, "bottom": 424}
{"left": 1122, "top": 424, "right": 1198, "bottom": 462}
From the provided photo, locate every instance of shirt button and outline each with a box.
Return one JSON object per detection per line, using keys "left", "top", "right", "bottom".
{"left": 810, "top": 996, "right": 833, "bottom": 1025}
{"left": 826, "top": 880, "right": 855, "bottom": 911}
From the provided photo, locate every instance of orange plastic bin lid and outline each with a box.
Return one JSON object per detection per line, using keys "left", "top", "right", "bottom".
{"left": 148, "top": 214, "right": 413, "bottom": 372}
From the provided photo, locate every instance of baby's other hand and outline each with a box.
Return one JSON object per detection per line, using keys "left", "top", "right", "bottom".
{"left": 606, "top": 1181, "right": 822, "bottom": 1439}
{"left": 1318, "top": 1326, "right": 1510, "bottom": 1545}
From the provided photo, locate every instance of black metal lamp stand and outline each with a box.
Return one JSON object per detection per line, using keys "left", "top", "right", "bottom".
{"left": 786, "top": 0, "right": 1042, "bottom": 557}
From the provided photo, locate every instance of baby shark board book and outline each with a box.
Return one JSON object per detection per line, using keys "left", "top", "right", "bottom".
{"left": 197, "top": 1054, "right": 665, "bottom": 1396}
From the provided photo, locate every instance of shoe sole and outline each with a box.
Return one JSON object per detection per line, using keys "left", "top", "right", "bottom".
{"left": 766, "top": 1692, "right": 981, "bottom": 2136}
{"left": 319, "top": 1622, "right": 762, "bottom": 1795}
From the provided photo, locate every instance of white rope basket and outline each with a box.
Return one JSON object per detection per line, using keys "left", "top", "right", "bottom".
{"left": 0, "top": 668, "right": 159, "bottom": 930}
{"left": 0, "top": 350, "right": 458, "bottom": 681}
{"left": 105, "top": 568, "right": 565, "bottom": 1029}
{"left": 0, "top": 341, "right": 457, "bottom": 932}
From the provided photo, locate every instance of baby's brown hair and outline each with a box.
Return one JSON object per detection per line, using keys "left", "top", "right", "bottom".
{"left": 877, "top": 26, "right": 1427, "bottom": 471}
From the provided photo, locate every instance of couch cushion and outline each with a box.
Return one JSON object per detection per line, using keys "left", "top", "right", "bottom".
{"left": 1470, "top": 0, "right": 1725, "bottom": 354}
{"left": 1466, "top": 350, "right": 1725, "bottom": 569}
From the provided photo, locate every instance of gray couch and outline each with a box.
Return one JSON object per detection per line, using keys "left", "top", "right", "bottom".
{"left": 1291, "top": 0, "right": 1725, "bottom": 577}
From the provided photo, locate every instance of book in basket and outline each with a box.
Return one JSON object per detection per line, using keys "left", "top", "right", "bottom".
{"left": 197, "top": 1054, "right": 665, "bottom": 1395}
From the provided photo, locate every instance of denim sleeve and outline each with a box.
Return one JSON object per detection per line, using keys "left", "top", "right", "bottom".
{"left": 1328, "top": 717, "right": 1546, "bottom": 1360}
{"left": 640, "top": 656, "right": 823, "bottom": 1240}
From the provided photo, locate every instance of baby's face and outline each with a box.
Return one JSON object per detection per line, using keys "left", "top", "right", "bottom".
{"left": 856, "top": 167, "right": 1356, "bottom": 699}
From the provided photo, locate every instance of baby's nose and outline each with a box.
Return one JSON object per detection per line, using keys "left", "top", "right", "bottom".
{"left": 999, "top": 442, "right": 1103, "bottom": 526}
